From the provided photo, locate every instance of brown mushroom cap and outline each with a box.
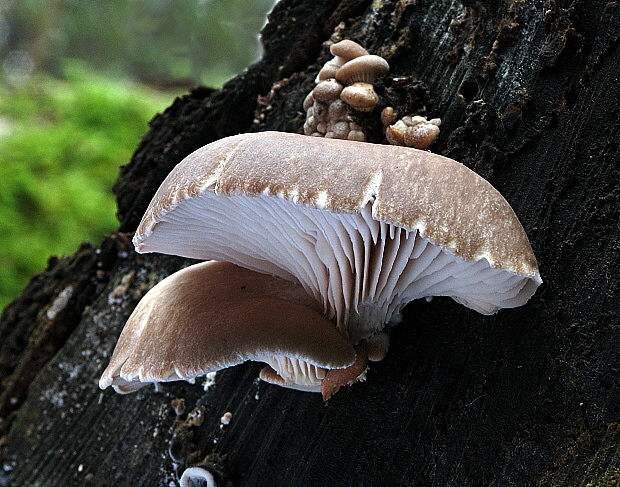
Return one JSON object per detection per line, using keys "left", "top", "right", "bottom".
{"left": 340, "top": 82, "right": 379, "bottom": 111}
{"left": 329, "top": 40, "right": 369, "bottom": 61}
{"left": 312, "top": 79, "right": 344, "bottom": 103}
{"left": 403, "top": 123, "right": 441, "bottom": 150}
{"left": 135, "top": 131, "right": 541, "bottom": 343}
{"left": 317, "top": 61, "right": 341, "bottom": 82}
{"left": 99, "top": 260, "right": 356, "bottom": 393}
{"left": 335, "top": 55, "right": 390, "bottom": 85}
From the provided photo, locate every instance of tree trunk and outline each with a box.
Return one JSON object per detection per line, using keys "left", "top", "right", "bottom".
{"left": 1, "top": 0, "right": 619, "bottom": 486}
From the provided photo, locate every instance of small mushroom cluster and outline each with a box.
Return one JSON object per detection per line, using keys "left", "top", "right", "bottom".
{"left": 303, "top": 40, "right": 389, "bottom": 141}
{"left": 382, "top": 107, "right": 442, "bottom": 150}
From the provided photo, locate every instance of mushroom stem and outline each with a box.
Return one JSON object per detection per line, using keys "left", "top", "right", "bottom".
{"left": 321, "top": 346, "right": 368, "bottom": 401}
{"left": 359, "top": 331, "right": 390, "bottom": 362}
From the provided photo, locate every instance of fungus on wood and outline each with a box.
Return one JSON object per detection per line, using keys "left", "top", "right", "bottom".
{"left": 1, "top": 1, "right": 619, "bottom": 486}
{"left": 100, "top": 132, "right": 541, "bottom": 401}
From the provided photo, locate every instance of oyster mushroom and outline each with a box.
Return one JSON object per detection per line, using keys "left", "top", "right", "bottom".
{"left": 335, "top": 54, "right": 390, "bottom": 86}
{"left": 385, "top": 114, "right": 442, "bottom": 150}
{"left": 340, "top": 82, "right": 380, "bottom": 111}
{"left": 330, "top": 39, "right": 370, "bottom": 63}
{"left": 316, "top": 39, "right": 369, "bottom": 82}
{"left": 305, "top": 40, "right": 389, "bottom": 139}
{"left": 99, "top": 260, "right": 359, "bottom": 399}
{"left": 101, "top": 131, "right": 542, "bottom": 398}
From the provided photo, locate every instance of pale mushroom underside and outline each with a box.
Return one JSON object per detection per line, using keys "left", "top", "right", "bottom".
{"left": 137, "top": 190, "right": 540, "bottom": 344}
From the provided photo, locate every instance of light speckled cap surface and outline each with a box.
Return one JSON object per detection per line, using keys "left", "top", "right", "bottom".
{"left": 136, "top": 131, "right": 540, "bottom": 280}
{"left": 133, "top": 132, "right": 541, "bottom": 341}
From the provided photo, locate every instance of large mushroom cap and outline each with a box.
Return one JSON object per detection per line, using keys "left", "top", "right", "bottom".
{"left": 134, "top": 131, "right": 541, "bottom": 343}
{"left": 100, "top": 260, "right": 356, "bottom": 393}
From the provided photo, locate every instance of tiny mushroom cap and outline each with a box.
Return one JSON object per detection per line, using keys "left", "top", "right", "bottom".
{"left": 335, "top": 54, "right": 390, "bottom": 85}
{"left": 312, "top": 79, "right": 344, "bottom": 103}
{"left": 317, "top": 61, "right": 341, "bottom": 82}
{"left": 385, "top": 120, "right": 408, "bottom": 146}
{"left": 132, "top": 131, "right": 542, "bottom": 350}
{"left": 99, "top": 260, "right": 357, "bottom": 394}
{"left": 317, "top": 41, "right": 370, "bottom": 82}
{"left": 329, "top": 39, "right": 369, "bottom": 62}
{"left": 381, "top": 106, "right": 398, "bottom": 126}
{"left": 180, "top": 454, "right": 229, "bottom": 487}
{"left": 403, "top": 123, "right": 441, "bottom": 150}
{"left": 340, "top": 82, "right": 379, "bottom": 111}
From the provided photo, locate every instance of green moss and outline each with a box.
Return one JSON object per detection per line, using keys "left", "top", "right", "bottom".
{"left": 584, "top": 467, "right": 620, "bottom": 487}
{"left": 0, "top": 60, "right": 174, "bottom": 310}
{"left": 538, "top": 424, "right": 620, "bottom": 487}
{"left": 380, "top": 43, "right": 399, "bottom": 60}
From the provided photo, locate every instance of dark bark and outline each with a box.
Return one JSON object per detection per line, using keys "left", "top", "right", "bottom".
{"left": 1, "top": 0, "right": 619, "bottom": 486}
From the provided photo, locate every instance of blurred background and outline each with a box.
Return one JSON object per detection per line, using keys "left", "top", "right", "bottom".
{"left": 0, "top": 0, "right": 278, "bottom": 310}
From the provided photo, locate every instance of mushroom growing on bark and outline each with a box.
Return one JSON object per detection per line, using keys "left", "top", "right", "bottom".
{"left": 100, "top": 131, "right": 542, "bottom": 399}
{"left": 304, "top": 40, "right": 388, "bottom": 140}
{"left": 100, "top": 260, "right": 360, "bottom": 398}
{"left": 385, "top": 113, "right": 442, "bottom": 150}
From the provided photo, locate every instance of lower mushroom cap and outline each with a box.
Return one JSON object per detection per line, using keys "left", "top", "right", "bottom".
{"left": 99, "top": 261, "right": 356, "bottom": 393}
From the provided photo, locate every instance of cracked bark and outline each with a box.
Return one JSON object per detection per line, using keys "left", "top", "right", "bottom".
{"left": 1, "top": 0, "right": 619, "bottom": 486}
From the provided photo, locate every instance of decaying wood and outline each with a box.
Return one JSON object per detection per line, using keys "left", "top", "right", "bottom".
{"left": 1, "top": 0, "right": 619, "bottom": 485}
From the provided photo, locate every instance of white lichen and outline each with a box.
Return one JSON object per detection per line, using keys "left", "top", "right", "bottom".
{"left": 46, "top": 285, "right": 74, "bottom": 320}
{"left": 220, "top": 411, "right": 232, "bottom": 426}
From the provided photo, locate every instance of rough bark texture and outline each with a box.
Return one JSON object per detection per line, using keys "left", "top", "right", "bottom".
{"left": 1, "top": 0, "right": 619, "bottom": 486}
